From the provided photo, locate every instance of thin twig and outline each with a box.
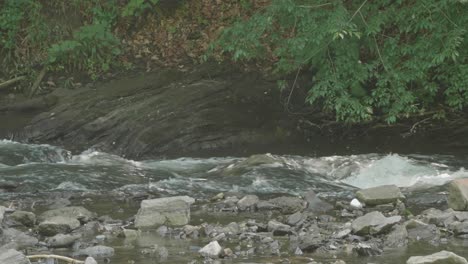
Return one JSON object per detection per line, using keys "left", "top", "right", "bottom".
{"left": 298, "top": 3, "right": 332, "bottom": 9}
{"left": 0, "top": 76, "right": 26, "bottom": 90}
{"left": 27, "top": 254, "right": 85, "bottom": 264}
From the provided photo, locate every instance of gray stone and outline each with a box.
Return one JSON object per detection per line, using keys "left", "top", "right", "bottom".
{"left": 9, "top": 211, "right": 36, "bottom": 227}
{"left": 448, "top": 179, "right": 468, "bottom": 211}
{"left": 405, "top": 219, "right": 440, "bottom": 242}
{"left": 0, "top": 249, "right": 30, "bottom": 264}
{"left": 237, "top": 195, "right": 259, "bottom": 211}
{"left": 46, "top": 233, "right": 81, "bottom": 248}
{"left": 287, "top": 212, "right": 305, "bottom": 226}
{"left": 135, "top": 196, "right": 195, "bottom": 229}
{"left": 356, "top": 185, "right": 404, "bottom": 206}
{"left": 407, "top": 250, "right": 468, "bottom": 264}
{"left": 84, "top": 257, "right": 98, "bottom": 264}
{"left": 267, "top": 220, "right": 291, "bottom": 236}
{"left": 351, "top": 211, "right": 401, "bottom": 235}
{"left": 384, "top": 224, "right": 408, "bottom": 248}
{"left": 38, "top": 216, "right": 81, "bottom": 236}
{"left": 199, "top": 241, "right": 223, "bottom": 258}
{"left": 39, "top": 206, "right": 95, "bottom": 222}
{"left": 267, "top": 196, "right": 306, "bottom": 214}
{"left": 76, "top": 245, "right": 115, "bottom": 258}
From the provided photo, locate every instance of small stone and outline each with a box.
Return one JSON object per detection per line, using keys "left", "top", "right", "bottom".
{"left": 199, "top": 241, "right": 223, "bottom": 258}
{"left": 223, "top": 248, "right": 233, "bottom": 257}
{"left": 350, "top": 198, "right": 363, "bottom": 209}
{"left": 407, "top": 250, "right": 468, "bottom": 264}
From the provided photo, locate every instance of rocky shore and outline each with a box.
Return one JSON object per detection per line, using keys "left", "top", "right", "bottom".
{"left": 2, "top": 178, "right": 468, "bottom": 263}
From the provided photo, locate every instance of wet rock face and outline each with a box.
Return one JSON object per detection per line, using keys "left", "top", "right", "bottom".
{"left": 134, "top": 196, "right": 195, "bottom": 229}
{"left": 356, "top": 185, "right": 405, "bottom": 206}
{"left": 407, "top": 250, "right": 468, "bottom": 264}
{"left": 448, "top": 179, "right": 468, "bottom": 211}
{"left": 17, "top": 68, "right": 297, "bottom": 158}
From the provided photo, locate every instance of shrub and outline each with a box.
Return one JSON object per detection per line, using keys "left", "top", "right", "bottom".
{"left": 212, "top": 0, "right": 468, "bottom": 123}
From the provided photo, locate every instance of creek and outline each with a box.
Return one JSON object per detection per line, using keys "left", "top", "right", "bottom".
{"left": 1, "top": 139, "right": 468, "bottom": 263}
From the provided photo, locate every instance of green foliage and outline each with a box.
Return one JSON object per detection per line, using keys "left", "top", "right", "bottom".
{"left": 213, "top": 0, "right": 468, "bottom": 123}
{"left": 0, "top": 0, "right": 46, "bottom": 61}
{"left": 47, "top": 23, "right": 121, "bottom": 79}
{"left": 122, "top": 0, "right": 160, "bottom": 17}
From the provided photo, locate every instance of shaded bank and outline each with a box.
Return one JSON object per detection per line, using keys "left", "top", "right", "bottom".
{"left": 1, "top": 64, "right": 468, "bottom": 158}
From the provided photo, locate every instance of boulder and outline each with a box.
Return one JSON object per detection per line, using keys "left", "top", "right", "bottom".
{"left": 0, "top": 249, "right": 30, "bottom": 264}
{"left": 237, "top": 195, "right": 259, "bottom": 211}
{"left": 267, "top": 196, "right": 306, "bottom": 214}
{"left": 407, "top": 250, "right": 468, "bottom": 264}
{"left": 448, "top": 179, "right": 468, "bottom": 211}
{"left": 199, "top": 241, "right": 223, "bottom": 258}
{"left": 352, "top": 211, "right": 401, "bottom": 235}
{"left": 38, "top": 216, "right": 80, "bottom": 236}
{"left": 39, "top": 206, "right": 95, "bottom": 222}
{"left": 356, "top": 185, "right": 404, "bottom": 206}
{"left": 421, "top": 208, "right": 456, "bottom": 227}
{"left": 9, "top": 211, "right": 36, "bottom": 227}
{"left": 135, "top": 196, "right": 195, "bottom": 229}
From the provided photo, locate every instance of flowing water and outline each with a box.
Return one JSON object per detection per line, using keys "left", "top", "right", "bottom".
{"left": 1, "top": 139, "right": 468, "bottom": 263}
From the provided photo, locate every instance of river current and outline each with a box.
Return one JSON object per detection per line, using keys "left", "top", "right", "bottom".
{"left": 0, "top": 139, "right": 466, "bottom": 200}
